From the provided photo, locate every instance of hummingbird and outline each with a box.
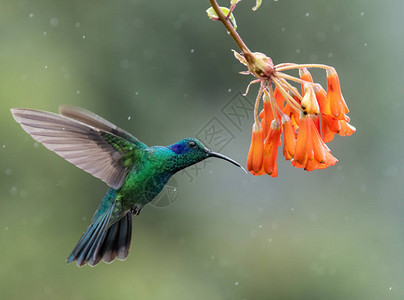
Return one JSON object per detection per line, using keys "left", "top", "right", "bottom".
{"left": 11, "top": 106, "right": 245, "bottom": 267}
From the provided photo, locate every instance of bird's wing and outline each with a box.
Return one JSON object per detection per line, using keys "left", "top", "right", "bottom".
{"left": 11, "top": 108, "right": 145, "bottom": 189}
{"left": 58, "top": 105, "right": 147, "bottom": 150}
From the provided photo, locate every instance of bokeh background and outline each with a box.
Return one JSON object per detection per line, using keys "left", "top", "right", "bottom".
{"left": 1, "top": 0, "right": 403, "bottom": 299}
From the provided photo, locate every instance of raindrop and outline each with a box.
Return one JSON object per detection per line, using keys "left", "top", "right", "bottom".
{"left": 127, "top": 116, "right": 131, "bottom": 120}
{"left": 364, "top": 43, "right": 368, "bottom": 47}
{"left": 360, "top": 12, "right": 365, "bottom": 16}
{"left": 76, "top": 90, "right": 80, "bottom": 94}
{"left": 75, "top": 22, "right": 81, "bottom": 28}
{"left": 228, "top": 88, "right": 232, "bottom": 93}
{"left": 10, "top": 186, "right": 18, "bottom": 196}
{"left": 258, "top": 224, "right": 263, "bottom": 229}
{"left": 389, "top": 287, "right": 392, "bottom": 291}
{"left": 281, "top": 27, "right": 286, "bottom": 32}
{"left": 290, "top": 208, "right": 295, "bottom": 211}
{"left": 50, "top": 18, "right": 59, "bottom": 27}
{"left": 43, "top": 32, "right": 47, "bottom": 36}
{"left": 190, "top": 49, "right": 195, "bottom": 53}
{"left": 44, "top": 65, "right": 48, "bottom": 69}
{"left": 305, "top": 12, "right": 310, "bottom": 17}
{"left": 82, "top": 35, "right": 86, "bottom": 39}
{"left": 29, "top": 13, "right": 34, "bottom": 18}
{"left": 235, "top": 282, "right": 239, "bottom": 286}
{"left": 2, "top": 145, "right": 5, "bottom": 148}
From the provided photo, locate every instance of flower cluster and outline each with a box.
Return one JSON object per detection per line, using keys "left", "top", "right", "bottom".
{"left": 236, "top": 51, "right": 356, "bottom": 177}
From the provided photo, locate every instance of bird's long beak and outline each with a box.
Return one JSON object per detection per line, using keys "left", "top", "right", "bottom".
{"left": 208, "top": 151, "right": 247, "bottom": 173}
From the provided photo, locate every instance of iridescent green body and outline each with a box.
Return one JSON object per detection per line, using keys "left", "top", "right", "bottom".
{"left": 105, "top": 143, "right": 208, "bottom": 224}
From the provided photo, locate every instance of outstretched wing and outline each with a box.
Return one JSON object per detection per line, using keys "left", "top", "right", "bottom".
{"left": 11, "top": 108, "right": 146, "bottom": 189}
{"left": 58, "top": 105, "right": 147, "bottom": 150}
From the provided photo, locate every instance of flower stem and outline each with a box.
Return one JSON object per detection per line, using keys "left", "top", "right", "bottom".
{"left": 276, "top": 63, "right": 332, "bottom": 72}
{"left": 277, "top": 72, "right": 316, "bottom": 88}
{"left": 254, "top": 81, "right": 265, "bottom": 124}
{"left": 273, "top": 78, "right": 301, "bottom": 113}
{"left": 209, "top": 0, "right": 252, "bottom": 58}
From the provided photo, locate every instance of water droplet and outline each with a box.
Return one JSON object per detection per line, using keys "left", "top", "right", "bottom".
{"left": 190, "top": 49, "right": 195, "bottom": 53}
{"left": 82, "top": 35, "right": 86, "bottom": 39}
{"left": 296, "top": 49, "right": 301, "bottom": 54}
{"left": 305, "top": 12, "right": 310, "bottom": 17}
{"left": 5, "top": 227, "right": 8, "bottom": 231}
{"left": 235, "top": 282, "right": 239, "bottom": 286}
{"left": 281, "top": 27, "right": 286, "bottom": 32}
{"left": 290, "top": 208, "right": 295, "bottom": 211}
{"left": 127, "top": 116, "right": 131, "bottom": 120}
{"left": 228, "top": 88, "right": 232, "bottom": 93}
{"left": 75, "top": 22, "right": 81, "bottom": 28}
{"left": 360, "top": 12, "right": 365, "bottom": 16}
{"left": 29, "top": 13, "right": 34, "bottom": 18}
{"left": 268, "top": 238, "right": 272, "bottom": 243}
{"left": 44, "top": 65, "right": 48, "bottom": 69}
{"left": 364, "top": 43, "right": 368, "bottom": 47}
{"left": 389, "top": 287, "right": 392, "bottom": 291}
{"left": 50, "top": 17, "right": 59, "bottom": 27}
{"left": 43, "top": 32, "right": 47, "bottom": 36}
{"left": 2, "top": 145, "right": 5, "bottom": 148}
{"left": 328, "top": 52, "right": 334, "bottom": 58}
{"left": 76, "top": 90, "right": 80, "bottom": 94}
{"left": 258, "top": 224, "right": 263, "bottom": 229}
{"left": 10, "top": 186, "right": 18, "bottom": 196}
{"left": 135, "top": 91, "right": 139, "bottom": 96}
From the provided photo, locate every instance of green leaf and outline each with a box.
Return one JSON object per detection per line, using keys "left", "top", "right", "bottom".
{"left": 206, "top": 7, "right": 237, "bottom": 30}
{"left": 252, "top": 0, "right": 262, "bottom": 11}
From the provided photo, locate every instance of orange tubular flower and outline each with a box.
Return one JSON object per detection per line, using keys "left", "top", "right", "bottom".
{"left": 315, "top": 85, "right": 356, "bottom": 143}
{"left": 246, "top": 122, "right": 264, "bottom": 173}
{"left": 261, "top": 92, "right": 275, "bottom": 137}
{"left": 299, "top": 68, "right": 313, "bottom": 94}
{"left": 282, "top": 117, "right": 296, "bottom": 161}
{"left": 301, "top": 83, "right": 319, "bottom": 115}
{"left": 293, "top": 115, "right": 337, "bottom": 171}
{"left": 325, "top": 68, "right": 349, "bottom": 119}
{"left": 263, "top": 120, "right": 282, "bottom": 177}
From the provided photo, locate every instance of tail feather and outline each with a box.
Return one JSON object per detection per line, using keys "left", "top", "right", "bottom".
{"left": 97, "top": 213, "right": 132, "bottom": 264}
{"left": 117, "top": 214, "right": 132, "bottom": 260}
{"left": 67, "top": 206, "right": 133, "bottom": 267}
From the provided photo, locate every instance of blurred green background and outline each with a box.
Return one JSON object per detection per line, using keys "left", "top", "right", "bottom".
{"left": 1, "top": 0, "right": 403, "bottom": 299}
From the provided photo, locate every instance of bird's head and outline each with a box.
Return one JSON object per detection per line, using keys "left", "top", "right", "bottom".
{"left": 167, "top": 138, "right": 245, "bottom": 172}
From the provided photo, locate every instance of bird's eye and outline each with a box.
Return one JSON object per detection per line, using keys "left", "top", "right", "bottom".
{"left": 189, "top": 141, "right": 197, "bottom": 148}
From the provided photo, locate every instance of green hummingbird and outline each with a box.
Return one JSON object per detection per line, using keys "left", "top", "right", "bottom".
{"left": 11, "top": 106, "right": 244, "bottom": 267}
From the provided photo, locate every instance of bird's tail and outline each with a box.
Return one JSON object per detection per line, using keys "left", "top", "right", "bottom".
{"left": 67, "top": 190, "right": 132, "bottom": 267}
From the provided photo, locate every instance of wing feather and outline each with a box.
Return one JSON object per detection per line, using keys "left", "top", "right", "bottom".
{"left": 11, "top": 108, "right": 144, "bottom": 189}
{"left": 59, "top": 106, "right": 147, "bottom": 149}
